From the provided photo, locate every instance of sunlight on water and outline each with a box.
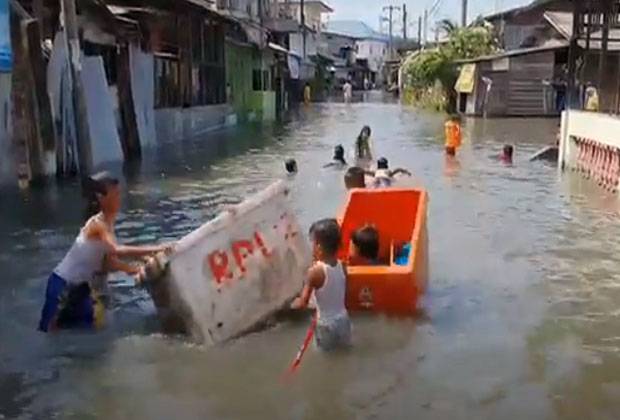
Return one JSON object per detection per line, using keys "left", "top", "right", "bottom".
{"left": 3, "top": 101, "right": 620, "bottom": 419}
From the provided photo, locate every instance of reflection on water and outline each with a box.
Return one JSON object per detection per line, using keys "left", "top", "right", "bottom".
{"left": 2, "top": 103, "right": 620, "bottom": 419}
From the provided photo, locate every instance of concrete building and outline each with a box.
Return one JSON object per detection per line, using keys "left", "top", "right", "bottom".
{"left": 323, "top": 20, "right": 388, "bottom": 88}
{"left": 264, "top": 0, "right": 333, "bottom": 101}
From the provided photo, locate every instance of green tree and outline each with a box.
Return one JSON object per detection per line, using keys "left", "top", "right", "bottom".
{"left": 402, "top": 22, "right": 498, "bottom": 110}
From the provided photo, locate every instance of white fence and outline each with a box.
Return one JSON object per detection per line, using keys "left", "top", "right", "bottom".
{"left": 560, "top": 110, "right": 620, "bottom": 192}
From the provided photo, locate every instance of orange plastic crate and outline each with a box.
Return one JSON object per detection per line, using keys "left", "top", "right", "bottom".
{"left": 339, "top": 188, "right": 429, "bottom": 315}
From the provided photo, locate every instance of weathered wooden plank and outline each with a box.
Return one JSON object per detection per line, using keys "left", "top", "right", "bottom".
{"left": 116, "top": 42, "right": 141, "bottom": 160}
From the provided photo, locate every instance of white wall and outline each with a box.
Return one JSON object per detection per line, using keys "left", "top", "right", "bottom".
{"left": 130, "top": 45, "right": 156, "bottom": 148}
{"left": 287, "top": 3, "right": 324, "bottom": 31}
{"left": 356, "top": 40, "right": 387, "bottom": 73}
{"left": 289, "top": 32, "right": 318, "bottom": 57}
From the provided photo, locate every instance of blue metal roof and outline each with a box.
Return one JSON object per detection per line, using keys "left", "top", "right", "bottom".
{"left": 324, "top": 20, "right": 388, "bottom": 42}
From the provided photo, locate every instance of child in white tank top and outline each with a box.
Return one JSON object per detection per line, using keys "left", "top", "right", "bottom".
{"left": 292, "top": 219, "right": 351, "bottom": 351}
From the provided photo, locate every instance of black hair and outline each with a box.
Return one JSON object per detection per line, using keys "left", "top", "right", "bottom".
{"left": 344, "top": 166, "right": 366, "bottom": 189}
{"left": 356, "top": 126, "right": 372, "bottom": 157}
{"left": 334, "top": 145, "right": 346, "bottom": 164}
{"left": 83, "top": 171, "right": 119, "bottom": 218}
{"left": 309, "top": 218, "right": 341, "bottom": 256}
{"left": 448, "top": 114, "right": 461, "bottom": 122}
{"left": 503, "top": 144, "right": 514, "bottom": 158}
{"left": 285, "top": 158, "right": 298, "bottom": 174}
{"left": 352, "top": 225, "right": 379, "bottom": 261}
{"left": 377, "top": 157, "right": 389, "bottom": 169}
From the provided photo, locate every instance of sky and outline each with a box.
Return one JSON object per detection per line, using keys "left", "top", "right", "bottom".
{"left": 328, "top": 0, "right": 532, "bottom": 34}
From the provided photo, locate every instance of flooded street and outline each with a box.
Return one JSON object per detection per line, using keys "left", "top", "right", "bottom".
{"left": 3, "top": 100, "right": 620, "bottom": 419}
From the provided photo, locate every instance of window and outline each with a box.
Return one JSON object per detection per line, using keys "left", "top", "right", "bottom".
{"left": 253, "top": 69, "right": 262, "bottom": 91}
{"left": 252, "top": 68, "right": 272, "bottom": 91}
{"left": 154, "top": 56, "right": 181, "bottom": 108}
{"left": 83, "top": 41, "right": 118, "bottom": 85}
{"left": 191, "top": 18, "right": 226, "bottom": 106}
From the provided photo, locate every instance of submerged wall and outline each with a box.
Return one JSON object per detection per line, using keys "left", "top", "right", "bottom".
{"left": 154, "top": 104, "right": 234, "bottom": 142}
{"left": 0, "top": 72, "right": 12, "bottom": 184}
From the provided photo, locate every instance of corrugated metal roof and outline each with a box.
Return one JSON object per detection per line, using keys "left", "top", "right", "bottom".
{"left": 485, "top": 0, "right": 558, "bottom": 21}
{"left": 323, "top": 20, "right": 388, "bottom": 41}
{"left": 456, "top": 40, "right": 568, "bottom": 63}
{"left": 286, "top": 1, "right": 333, "bottom": 13}
{"left": 544, "top": 11, "right": 620, "bottom": 51}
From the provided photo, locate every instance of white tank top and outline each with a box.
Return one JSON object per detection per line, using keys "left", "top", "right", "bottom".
{"left": 314, "top": 261, "right": 348, "bottom": 324}
{"left": 54, "top": 214, "right": 112, "bottom": 285}
{"left": 375, "top": 169, "right": 390, "bottom": 179}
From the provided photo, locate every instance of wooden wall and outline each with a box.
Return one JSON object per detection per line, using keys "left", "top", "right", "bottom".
{"left": 474, "top": 50, "right": 557, "bottom": 117}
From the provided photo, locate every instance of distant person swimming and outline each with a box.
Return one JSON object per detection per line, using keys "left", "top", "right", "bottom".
{"left": 500, "top": 145, "right": 514, "bottom": 164}
{"left": 285, "top": 158, "right": 298, "bottom": 174}
{"left": 366, "top": 157, "right": 412, "bottom": 188}
{"left": 38, "top": 172, "right": 173, "bottom": 333}
{"left": 324, "top": 145, "right": 347, "bottom": 168}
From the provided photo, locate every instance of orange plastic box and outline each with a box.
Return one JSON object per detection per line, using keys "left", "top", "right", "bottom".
{"left": 339, "top": 188, "right": 429, "bottom": 315}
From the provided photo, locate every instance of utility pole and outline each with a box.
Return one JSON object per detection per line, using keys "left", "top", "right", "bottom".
{"left": 423, "top": 8, "right": 428, "bottom": 45}
{"left": 402, "top": 4, "right": 407, "bottom": 40}
{"left": 383, "top": 5, "right": 400, "bottom": 60}
{"left": 61, "top": 0, "right": 92, "bottom": 176}
{"left": 418, "top": 15, "right": 422, "bottom": 47}
{"left": 300, "top": 0, "right": 306, "bottom": 59}
{"left": 461, "top": 0, "right": 468, "bottom": 27}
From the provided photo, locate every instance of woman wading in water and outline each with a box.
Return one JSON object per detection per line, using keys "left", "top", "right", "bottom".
{"left": 38, "top": 172, "right": 172, "bottom": 332}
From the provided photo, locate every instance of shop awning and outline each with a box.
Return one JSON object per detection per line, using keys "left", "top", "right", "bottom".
{"left": 455, "top": 64, "right": 476, "bottom": 94}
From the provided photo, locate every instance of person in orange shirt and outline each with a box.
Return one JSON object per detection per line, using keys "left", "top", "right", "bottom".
{"left": 444, "top": 114, "right": 462, "bottom": 156}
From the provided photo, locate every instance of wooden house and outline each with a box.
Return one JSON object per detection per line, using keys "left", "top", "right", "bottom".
{"left": 455, "top": 0, "right": 572, "bottom": 117}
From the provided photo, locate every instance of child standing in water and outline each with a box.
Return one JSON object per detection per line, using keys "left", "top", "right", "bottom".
{"left": 355, "top": 126, "right": 373, "bottom": 161}
{"left": 344, "top": 167, "right": 366, "bottom": 189}
{"left": 38, "top": 172, "right": 172, "bottom": 332}
{"left": 292, "top": 219, "right": 351, "bottom": 351}
{"left": 444, "top": 114, "right": 462, "bottom": 156}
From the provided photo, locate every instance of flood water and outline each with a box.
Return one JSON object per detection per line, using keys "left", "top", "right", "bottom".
{"left": 3, "top": 99, "right": 620, "bottom": 419}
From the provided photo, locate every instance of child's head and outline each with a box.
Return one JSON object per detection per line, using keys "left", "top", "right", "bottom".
{"left": 344, "top": 166, "right": 366, "bottom": 189}
{"left": 285, "top": 158, "right": 298, "bottom": 174}
{"left": 448, "top": 114, "right": 461, "bottom": 123}
{"left": 85, "top": 171, "right": 121, "bottom": 216}
{"left": 503, "top": 144, "right": 514, "bottom": 159}
{"left": 334, "top": 145, "right": 345, "bottom": 161}
{"left": 359, "top": 125, "right": 371, "bottom": 140}
{"left": 350, "top": 225, "right": 380, "bottom": 263}
{"left": 377, "top": 157, "right": 389, "bottom": 170}
{"left": 309, "top": 218, "right": 341, "bottom": 260}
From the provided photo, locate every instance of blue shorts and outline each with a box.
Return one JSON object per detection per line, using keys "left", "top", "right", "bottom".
{"left": 38, "top": 273, "right": 95, "bottom": 332}
{"left": 315, "top": 315, "right": 352, "bottom": 352}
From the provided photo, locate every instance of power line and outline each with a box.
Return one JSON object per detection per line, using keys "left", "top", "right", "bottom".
{"left": 428, "top": 0, "right": 443, "bottom": 18}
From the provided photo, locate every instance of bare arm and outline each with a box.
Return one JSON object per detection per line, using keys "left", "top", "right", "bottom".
{"left": 104, "top": 255, "right": 142, "bottom": 275}
{"left": 87, "top": 220, "right": 171, "bottom": 258}
{"left": 390, "top": 168, "right": 412, "bottom": 177}
{"left": 291, "top": 265, "right": 325, "bottom": 309}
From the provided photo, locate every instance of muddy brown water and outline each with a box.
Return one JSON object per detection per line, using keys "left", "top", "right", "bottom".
{"left": 2, "top": 101, "right": 620, "bottom": 419}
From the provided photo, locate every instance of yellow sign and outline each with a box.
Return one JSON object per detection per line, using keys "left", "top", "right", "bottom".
{"left": 455, "top": 64, "right": 476, "bottom": 93}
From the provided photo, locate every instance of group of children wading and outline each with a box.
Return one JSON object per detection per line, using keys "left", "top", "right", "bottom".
{"left": 285, "top": 125, "right": 414, "bottom": 351}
